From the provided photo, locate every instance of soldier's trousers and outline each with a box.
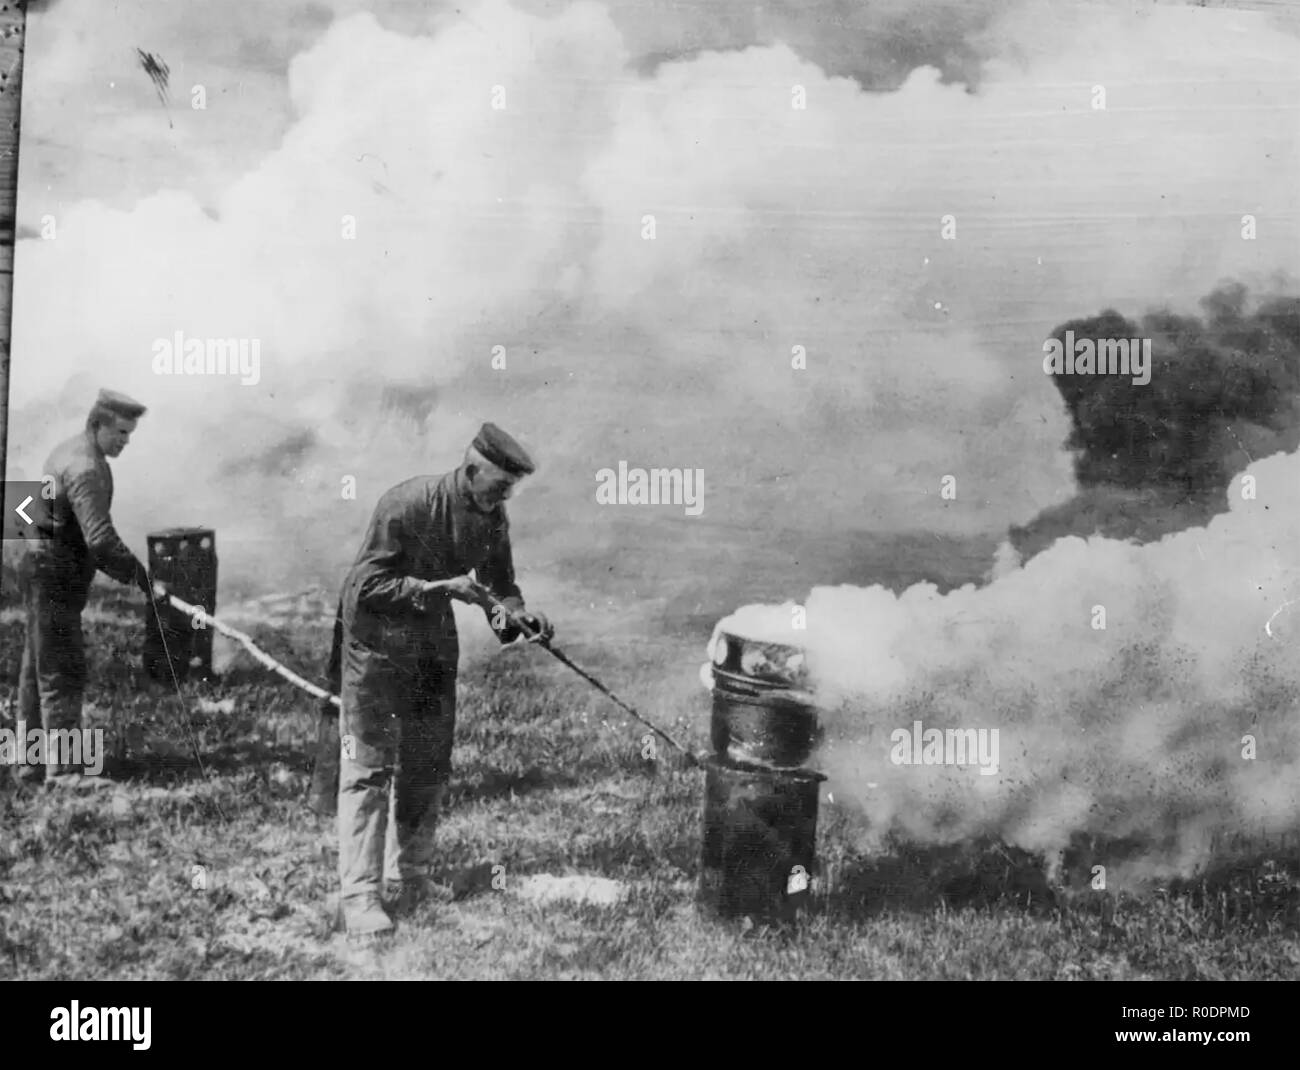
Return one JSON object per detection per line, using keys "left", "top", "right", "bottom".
{"left": 337, "top": 638, "right": 458, "bottom": 904}
{"left": 16, "top": 559, "right": 92, "bottom": 778}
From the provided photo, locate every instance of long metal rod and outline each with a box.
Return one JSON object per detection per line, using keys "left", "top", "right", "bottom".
{"left": 156, "top": 581, "right": 701, "bottom": 767}
{"left": 156, "top": 587, "right": 341, "bottom": 708}
{"left": 536, "top": 639, "right": 700, "bottom": 766}
{"left": 471, "top": 583, "right": 702, "bottom": 767}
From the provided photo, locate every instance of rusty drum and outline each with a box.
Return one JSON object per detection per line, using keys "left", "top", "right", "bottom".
{"left": 698, "top": 756, "right": 826, "bottom": 924}
{"left": 707, "top": 629, "right": 821, "bottom": 769}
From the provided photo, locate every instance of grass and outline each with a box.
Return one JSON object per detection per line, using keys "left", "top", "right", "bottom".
{"left": 1, "top": 585, "right": 1299, "bottom": 980}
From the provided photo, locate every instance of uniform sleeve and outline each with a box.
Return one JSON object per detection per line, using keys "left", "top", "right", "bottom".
{"left": 352, "top": 501, "right": 436, "bottom": 615}
{"left": 64, "top": 467, "right": 143, "bottom": 585}
{"left": 477, "top": 512, "right": 525, "bottom": 638}
{"left": 480, "top": 511, "right": 524, "bottom": 606}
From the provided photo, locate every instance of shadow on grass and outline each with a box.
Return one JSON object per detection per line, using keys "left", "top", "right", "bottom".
{"left": 1164, "top": 852, "right": 1300, "bottom": 931}
{"left": 819, "top": 839, "right": 1062, "bottom": 921}
{"left": 447, "top": 762, "right": 585, "bottom": 805}
{"left": 812, "top": 833, "right": 1300, "bottom": 932}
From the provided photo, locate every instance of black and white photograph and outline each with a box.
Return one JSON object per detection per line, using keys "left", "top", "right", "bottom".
{"left": 0, "top": 0, "right": 1298, "bottom": 1006}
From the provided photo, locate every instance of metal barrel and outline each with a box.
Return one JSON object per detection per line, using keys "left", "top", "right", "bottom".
{"left": 143, "top": 527, "right": 218, "bottom": 681}
{"left": 698, "top": 756, "right": 826, "bottom": 924}
{"left": 710, "top": 671, "right": 822, "bottom": 769}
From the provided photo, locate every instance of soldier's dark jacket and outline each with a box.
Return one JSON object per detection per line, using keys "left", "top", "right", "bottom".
{"left": 309, "top": 464, "right": 528, "bottom": 814}
{"left": 27, "top": 430, "right": 142, "bottom": 591}
{"left": 340, "top": 466, "right": 525, "bottom": 666}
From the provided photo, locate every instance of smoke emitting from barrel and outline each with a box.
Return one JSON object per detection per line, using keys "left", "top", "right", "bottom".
{"left": 698, "top": 616, "right": 826, "bottom": 924}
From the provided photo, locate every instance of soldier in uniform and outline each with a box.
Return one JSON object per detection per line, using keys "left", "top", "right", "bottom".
{"left": 14, "top": 390, "right": 152, "bottom": 788}
{"left": 336, "top": 422, "right": 552, "bottom": 939}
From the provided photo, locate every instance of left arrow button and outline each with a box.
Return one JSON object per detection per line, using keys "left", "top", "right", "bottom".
{"left": 2, "top": 482, "right": 52, "bottom": 541}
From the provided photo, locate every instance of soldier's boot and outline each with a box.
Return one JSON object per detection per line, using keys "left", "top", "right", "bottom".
{"left": 338, "top": 757, "right": 396, "bottom": 940}
{"left": 7, "top": 713, "right": 43, "bottom": 792}
{"left": 386, "top": 846, "right": 441, "bottom": 917}
{"left": 385, "top": 877, "right": 433, "bottom": 918}
{"left": 385, "top": 780, "right": 444, "bottom": 917}
{"left": 44, "top": 704, "right": 112, "bottom": 790}
{"left": 383, "top": 822, "right": 433, "bottom": 918}
{"left": 340, "top": 896, "right": 394, "bottom": 943}
{"left": 42, "top": 692, "right": 90, "bottom": 786}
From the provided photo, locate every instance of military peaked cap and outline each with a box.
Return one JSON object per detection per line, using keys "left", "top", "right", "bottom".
{"left": 471, "top": 422, "right": 535, "bottom": 476}
{"left": 95, "top": 389, "right": 148, "bottom": 420}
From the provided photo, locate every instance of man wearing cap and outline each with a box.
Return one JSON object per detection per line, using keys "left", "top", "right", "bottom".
{"left": 336, "top": 422, "right": 552, "bottom": 939}
{"left": 14, "top": 390, "right": 152, "bottom": 789}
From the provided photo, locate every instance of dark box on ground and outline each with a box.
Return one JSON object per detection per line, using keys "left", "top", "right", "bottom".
{"left": 143, "top": 527, "right": 217, "bottom": 681}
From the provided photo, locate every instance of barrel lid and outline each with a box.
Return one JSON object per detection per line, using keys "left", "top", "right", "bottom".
{"left": 149, "top": 527, "right": 215, "bottom": 538}
{"left": 705, "top": 755, "right": 827, "bottom": 783}
{"left": 708, "top": 666, "right": 818, "bottom": 707}
{"left": 712, "top": 629, "right": 808, "bottom": 687}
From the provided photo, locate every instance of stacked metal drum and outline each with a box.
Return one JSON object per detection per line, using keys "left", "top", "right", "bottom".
{"left": 697, "top": 625, "right": 826, "bottom": 925}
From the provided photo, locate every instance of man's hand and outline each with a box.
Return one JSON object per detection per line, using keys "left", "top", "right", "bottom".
{"left": 516, "top": 610, "right": 554, "bottom": 644}
{"left": 422, "top": 575, "right": 487, "bottom": 606}
{"left": 133, "top": 559, "right": 152, "bottom": 596}
{"left": 482, "top": 599, "right": 550, "bottom": 645}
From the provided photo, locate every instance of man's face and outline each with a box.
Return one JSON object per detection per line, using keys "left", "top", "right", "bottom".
{"left": 467, "top": 462, "right": 520, "bottom": 510}
{"left": 95, "top": 415, "right": 137, "bottom": 458}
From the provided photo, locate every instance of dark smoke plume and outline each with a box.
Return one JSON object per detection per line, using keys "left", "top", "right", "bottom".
{"left": 1010, "top": 281, "right": 1300, "bottom": 560}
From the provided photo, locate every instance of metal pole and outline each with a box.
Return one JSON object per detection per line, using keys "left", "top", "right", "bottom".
{"left": 157, "top": 586, "right": 341, "bottom": 707}
{"left": 472, "top": 582, "right": 701, "bottom": 767}
{"left": 154, "top": 580, "right": 702, "bottom": 768}
{"left": 0, "top": 6, "right": 28, "bottom": 498}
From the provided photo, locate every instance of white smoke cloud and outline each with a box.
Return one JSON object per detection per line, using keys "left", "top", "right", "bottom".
{"left": 6, "top": 0, "right": 1298, "bottom": 616}
{"left": 721, "top": 448, "right": 1300, "bottom": 884}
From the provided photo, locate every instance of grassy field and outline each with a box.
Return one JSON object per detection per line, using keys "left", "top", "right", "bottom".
{"left": 2, "top": 570, "right": 1299, "bottom": 981}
